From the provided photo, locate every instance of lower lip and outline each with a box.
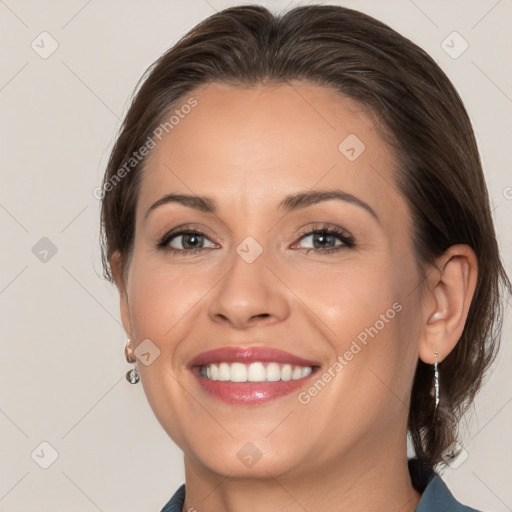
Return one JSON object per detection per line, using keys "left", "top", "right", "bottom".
{"left": 191, "top": 368, "right": 318, "bottom": 405}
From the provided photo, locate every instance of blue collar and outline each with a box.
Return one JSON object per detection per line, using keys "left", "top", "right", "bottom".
{"left": 160, "top": 459, "right": 481, "bottom": 511}
{"left": 415, "top": 474, "right": 481, "bottom": 511}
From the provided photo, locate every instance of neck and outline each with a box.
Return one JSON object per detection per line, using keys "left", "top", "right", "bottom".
{"left": 182, "top": 441, "right": 422, "bottom": 512}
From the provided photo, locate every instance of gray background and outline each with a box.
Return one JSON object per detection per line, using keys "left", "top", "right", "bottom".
{"left": 0, "top": 0, "right": 510, "bottom": 510}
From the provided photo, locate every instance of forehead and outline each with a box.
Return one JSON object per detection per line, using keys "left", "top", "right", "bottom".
{"left": 138, "top": 81, "right": 407, "bottom": 229}
{"left": 145, "top": 81, "right": 382, "bottom": 171}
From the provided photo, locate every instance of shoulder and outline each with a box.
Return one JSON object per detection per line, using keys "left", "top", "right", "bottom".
{"left": 416, "top": 475, "right": 483, "bottom": 512}
{"left": 409, "top": 458, "right": 482, "bottom": 512}
{"left": 160, "top": 483, "right": 185, "bottom": 512}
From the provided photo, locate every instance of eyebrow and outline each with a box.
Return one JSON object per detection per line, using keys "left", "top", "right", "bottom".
{"left": 279, "top": 189, "right": 379, "bottom": 223}
{"left": 145, "top": 194, "right": 216, "bottom": 221}
{"left": 144, "top": 189, "right": 380, "bottom": 223}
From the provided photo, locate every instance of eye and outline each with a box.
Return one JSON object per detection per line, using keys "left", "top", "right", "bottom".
{"left": 292, "top": 224, "right": 355, "bottom": 254}
{"left": 157, "top": 228, "right": 218, "bottom": 254}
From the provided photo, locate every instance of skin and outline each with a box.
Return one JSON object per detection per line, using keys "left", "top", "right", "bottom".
{"left": 112, "top": 81, "right": 478, "bottom": 512}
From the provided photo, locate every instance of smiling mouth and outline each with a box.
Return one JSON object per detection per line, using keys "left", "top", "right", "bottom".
{"left": 188, "top": 346, "right": 321, "bottom": 405}
{"left": 196, "top": 361, "right": 315, "bottom": 382}
{"left": 191, "top": 362, "right": 321, "bottom": 405}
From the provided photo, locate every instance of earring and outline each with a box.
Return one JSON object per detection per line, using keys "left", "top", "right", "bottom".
{"left": 433, "top": 351, "right": 440, "bottom": 414}
{"left": 124, "top": 339, "right": 140, "bottom": 384}
{"left": 126, "top": 363, "right": 140, "bottom": 384}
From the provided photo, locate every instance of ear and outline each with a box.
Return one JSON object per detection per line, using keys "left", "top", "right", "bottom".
{"left": 418, "top": 244, "right": 478, "bottom": 364}
{"left": 110, "top": 251, "right": 133, "bottom": 339}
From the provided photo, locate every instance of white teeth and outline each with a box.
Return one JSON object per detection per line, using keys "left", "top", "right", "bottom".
{"left": 247, "top": 362, "right": 266, "bottom": 382}
{"left": 200, "top": 362, "right": 314, "bottom": 382}
{"left": 292, "top": 366, "right": 303, "bottom": 380}
{"left": 218, "top": 362, "right": 230, "bottom": 381}
{"left": 301, "top": 366, "right": 313, "bottom": 378}
{"left": 266, "top": 362, "right": 281, "bottom": 382}
{"left": 281, "top": 364, "right": 292, "bottom": 381}
{"left": 230, "top": 362, "right": 247, "bottom": 382}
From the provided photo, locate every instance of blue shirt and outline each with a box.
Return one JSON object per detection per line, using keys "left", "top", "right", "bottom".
{"left": 160, "top": 459, "right": 481, "bottom": 511}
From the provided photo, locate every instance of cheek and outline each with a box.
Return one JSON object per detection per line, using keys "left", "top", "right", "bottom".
{"left": 303, "top": 251, "right": 420, "bottom": 413}
{"left": 284, "top": 252, "right": 401, "bottom": 347}
{"left": 127, "top": 258, "right": 214, "bottom": 340}
{"left": 337, "top": 263, "right": 422, "bottom": 420}
{"left": 125, "top": 258, "right": 207, "bottom": 444}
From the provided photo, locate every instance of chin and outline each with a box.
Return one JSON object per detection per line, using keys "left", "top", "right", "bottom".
{"left": 187, "top": 435, "right": 306, "bottom": 478}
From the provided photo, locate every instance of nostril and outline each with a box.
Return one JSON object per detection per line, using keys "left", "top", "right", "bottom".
{"left": 251, "top": 313, "right": 271, "bottom": 321}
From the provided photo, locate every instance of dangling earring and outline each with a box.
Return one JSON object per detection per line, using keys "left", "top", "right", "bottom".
{"left": 125, "top": 339, "right": 140, "bottom": 384}
{"left": 433, "top": 351, "right": 440, "bottom": 415}
{"left": 126, "top": 363, "right": 140, "bottom": 384}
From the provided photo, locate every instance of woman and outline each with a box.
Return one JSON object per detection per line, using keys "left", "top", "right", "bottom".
{"left": 99, "top": 4, "right": 510, "bottom": 511}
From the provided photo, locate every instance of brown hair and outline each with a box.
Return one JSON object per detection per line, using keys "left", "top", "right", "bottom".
{"left": 99, "top": 4, "right": 511, "bottom": 469}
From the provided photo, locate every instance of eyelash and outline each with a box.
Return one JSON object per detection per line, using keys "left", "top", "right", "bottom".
{"left": 293, "top": 224, "right": 356, "bottom": 254}
{"left": 156, "top": 223, "right": 356, "bottom": 256}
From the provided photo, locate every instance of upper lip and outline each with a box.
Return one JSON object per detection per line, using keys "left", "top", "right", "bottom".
{"left": 188, "top": 346, "right": 321, "bottom": 368}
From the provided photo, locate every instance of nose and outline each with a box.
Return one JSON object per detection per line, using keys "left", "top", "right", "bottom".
{"left": 207, "top": 246, "right": 291, "bottom": 329}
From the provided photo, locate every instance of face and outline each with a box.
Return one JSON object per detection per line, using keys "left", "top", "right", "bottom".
{"left": 118, "top": 81, "right": 426, "bottom": 481}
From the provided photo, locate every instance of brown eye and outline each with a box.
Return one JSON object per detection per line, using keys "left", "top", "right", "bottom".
{"left": 170, "top": 232, "right": 206, "bottom": 250}
{"left": 299, "top": 231, "right": 343, "bottom": 250}
{"left": 293, "top": 225, "right": 355, "bottom": 254}
{"left": 157, "top": 229, "right": 217, "bottom": 253}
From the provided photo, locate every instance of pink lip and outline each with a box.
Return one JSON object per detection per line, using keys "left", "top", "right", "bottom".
{"left": 188, "top": 346, "right": 321, "bottom": 406}
{"left": 188, "top": 346, "right": 320, "bottom": 368}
